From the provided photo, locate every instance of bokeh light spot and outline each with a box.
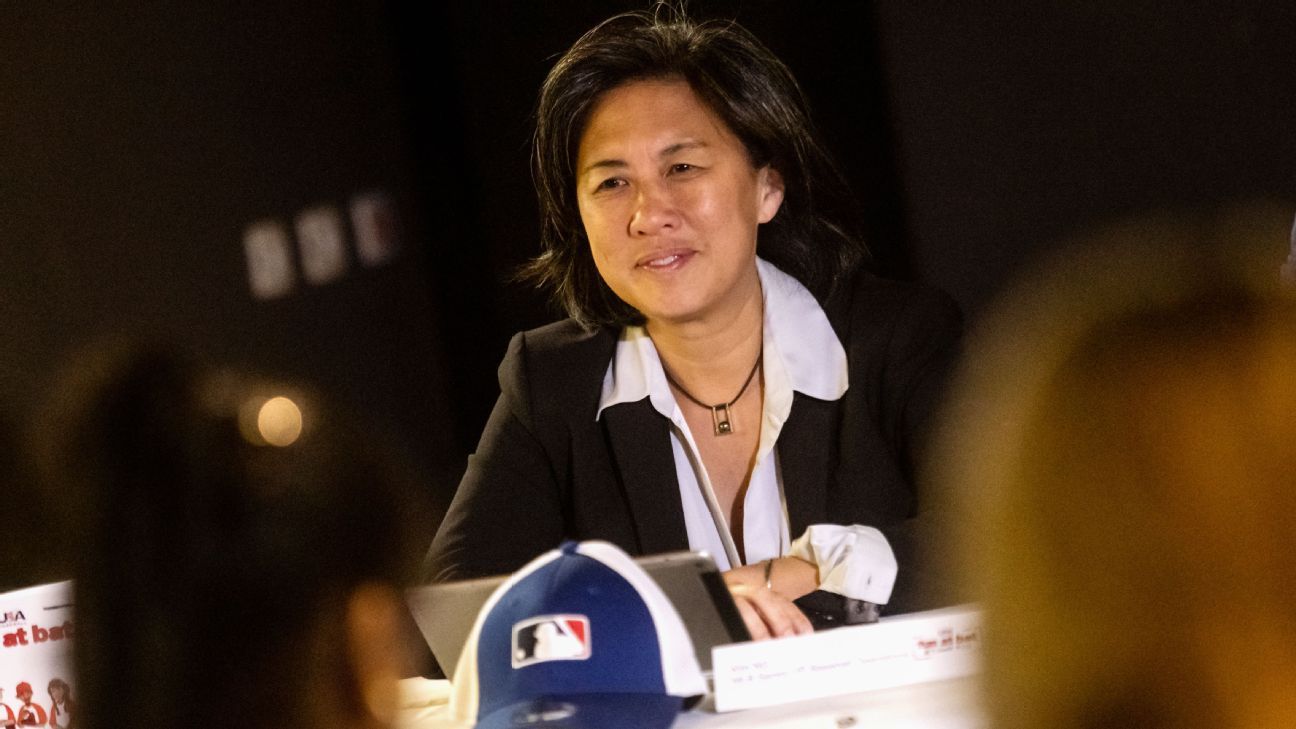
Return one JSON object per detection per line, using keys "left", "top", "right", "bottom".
{"left": 256, "top": 396, "right": 303, "bottom": 447}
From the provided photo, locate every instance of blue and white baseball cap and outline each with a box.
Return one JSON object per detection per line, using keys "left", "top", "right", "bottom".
{"left": 449, "top": 540, "right": 707, "bottom": 728}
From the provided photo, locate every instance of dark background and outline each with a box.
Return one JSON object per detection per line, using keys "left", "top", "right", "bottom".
{"left": 4, "top": 1, "right": 1294, "bottom": 523}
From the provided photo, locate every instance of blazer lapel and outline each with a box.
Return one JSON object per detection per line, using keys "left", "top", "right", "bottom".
{"left": 779, "top": 269, "right": 854, "bottom": 537}
{"left": 601, "top": 399, "right": 691, "bottom": 555}
{"left": 777, "top": 393, "right": 839, "bottom": 537}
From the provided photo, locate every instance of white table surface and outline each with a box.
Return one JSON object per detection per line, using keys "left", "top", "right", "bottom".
{"left": 395, "top": 673, "right": 985, "bottom": 729}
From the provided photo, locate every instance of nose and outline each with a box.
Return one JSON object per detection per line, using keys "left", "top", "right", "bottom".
{"left": 628, "top": 182, "right": 679, "bottom": 237}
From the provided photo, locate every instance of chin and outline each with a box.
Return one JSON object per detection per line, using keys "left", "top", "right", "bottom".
{"left": 625, "top": 294, "right": 701, "bottom": 324}
{"left": 645, "top": 306, "right": 710, "bottom": 327}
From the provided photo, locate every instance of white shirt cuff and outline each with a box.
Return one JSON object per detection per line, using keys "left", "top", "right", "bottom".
{"left": 789, "top": 524, "right": 898, "bottom": 605}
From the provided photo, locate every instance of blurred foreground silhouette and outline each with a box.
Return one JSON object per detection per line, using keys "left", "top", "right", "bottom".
{"left": 930, "top": 202, "right": 1296, "bottom": 728}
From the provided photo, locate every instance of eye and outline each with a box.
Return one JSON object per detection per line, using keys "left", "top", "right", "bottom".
{"left": 594, "top": 177, "right": 625, "bottom": 192}
{"left": 670, "top": 163, "right": 695, "bottom": 174}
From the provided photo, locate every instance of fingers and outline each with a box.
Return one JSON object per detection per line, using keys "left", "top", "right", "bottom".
{"left": 731, "top": 593, "right": 771, "bottom": 641}
{"left": 728, "top": 584, "right": 813, "bottom": 641}
{"left": 745, "top": 587, "right": 814, "bottom": 637}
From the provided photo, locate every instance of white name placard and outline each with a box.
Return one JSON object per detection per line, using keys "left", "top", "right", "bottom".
{"left": 711, "top": 604, "right": 981, "bottom": 712}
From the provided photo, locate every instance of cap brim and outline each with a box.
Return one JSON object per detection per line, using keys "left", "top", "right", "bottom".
{"left": 475, "top": 693, "right": 686, "bottom": 729}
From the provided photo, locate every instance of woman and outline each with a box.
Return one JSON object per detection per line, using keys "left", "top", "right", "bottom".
{"left": 40, "top": 346, "right": 430, "bottom": 729}
{"left": 46, "top": 680, "right": 73, "bottom": 729}
{"left": 426, "top": 7, "right": 962, "bottom": 638}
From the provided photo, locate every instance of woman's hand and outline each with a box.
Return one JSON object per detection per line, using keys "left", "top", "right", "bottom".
{"left": 722, "top": 557, "right": 817, "bottom": 640}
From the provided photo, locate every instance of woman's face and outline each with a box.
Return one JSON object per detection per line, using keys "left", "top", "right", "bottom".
{"left": 575, "top": 78, "right": 784, "bottom": 327}
{"left": 50, "top": 684, "right": 65, "bottom": 702}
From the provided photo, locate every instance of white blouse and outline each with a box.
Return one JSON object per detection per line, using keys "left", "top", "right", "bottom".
{"left": 596, "top": 258, "right": 851, "bottom": 571}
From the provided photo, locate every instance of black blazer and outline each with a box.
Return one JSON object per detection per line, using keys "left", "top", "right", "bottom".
{"left": 425, "top": 268, "right": 963, "bottom": 614}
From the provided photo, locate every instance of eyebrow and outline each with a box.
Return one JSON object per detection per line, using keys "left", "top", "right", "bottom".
{"left": 579, "top": 140, "right": 710, "bottom": 177}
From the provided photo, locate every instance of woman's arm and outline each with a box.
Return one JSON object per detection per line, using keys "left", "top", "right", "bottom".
{"left": 423, "top": 333, "right": 568, "bottom": 583}
{"left": 722, "top": 557, "right": 818, "bottom": 639}
{"left": 874, "top": 284, "right": 965, "bottom": 613}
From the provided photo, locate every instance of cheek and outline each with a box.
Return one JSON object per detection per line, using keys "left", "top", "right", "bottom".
{"left": 584, "top": 227, "right": 613, "bottom": 267}
{"left": 575, "top": 197, "right": 596, "bottom": 241}
{"left": 584, "top": 233, "right": 621, "bottom": 287}
{"left": 695, "top": 178, "right": 758, "bottom": 228}
{"left": 682, "top": 186, "right": 724, "bottom": 227}
{"left": 577, "top": 202, "right": 620, "bottom": 260}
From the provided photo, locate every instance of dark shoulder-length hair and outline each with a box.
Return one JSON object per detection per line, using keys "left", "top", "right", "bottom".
{"left": 524, "top": 5, "right": 870, "bottom": 328}
{"left": 39, "top": 343, "right": 430, "bottom": 729}
{"left": 47, "top": 678, "right": 72, "bottom": 703}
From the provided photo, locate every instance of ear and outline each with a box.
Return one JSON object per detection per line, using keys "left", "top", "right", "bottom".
{"left": 756, "top": 165, "right": 786, "bottom": 224}
{"left": 345, "top": 582, "right": 407, "bottom": 726}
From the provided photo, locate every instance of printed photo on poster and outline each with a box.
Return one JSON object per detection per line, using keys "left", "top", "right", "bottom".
{"left": 0, "top": 581, "right": 75, "bottom": 729}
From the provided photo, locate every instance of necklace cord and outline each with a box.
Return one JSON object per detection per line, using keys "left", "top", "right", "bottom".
{"left": 663, "top": 346, "right": 763, "bottom": 409}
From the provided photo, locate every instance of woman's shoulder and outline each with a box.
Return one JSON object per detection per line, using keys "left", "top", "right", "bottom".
{"left": 498, "top": 318, "right": 618, "bottom": 420}
{"left": 828, "top": 267, "right": 964, "bottom": 336}
{"left": 508, "top": 318, "right": 618, "bottom": 368}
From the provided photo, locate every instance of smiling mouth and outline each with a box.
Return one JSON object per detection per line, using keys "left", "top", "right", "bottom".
{"left": 636, "top": 250, "right": 694, "bottom": 269}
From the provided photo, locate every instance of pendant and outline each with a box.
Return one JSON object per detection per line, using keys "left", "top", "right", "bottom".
{"left": 711, "top": 403, "right": 734, "bottom": 435}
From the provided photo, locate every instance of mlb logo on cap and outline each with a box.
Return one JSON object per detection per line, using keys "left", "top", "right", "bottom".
{"left": 512, "top": 615, "right": 591, "bottom": 667}
{"left": 450, "top": 540, "right": 706, "bottom": 728}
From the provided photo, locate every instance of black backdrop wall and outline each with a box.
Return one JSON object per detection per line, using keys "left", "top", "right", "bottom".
{"left": 3, "top": 2, "right": 1294, "bottom": 523}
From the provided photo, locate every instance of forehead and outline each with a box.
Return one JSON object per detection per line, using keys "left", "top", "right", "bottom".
{"left": 576, "top": 77, "right": 744, "bottom": 161}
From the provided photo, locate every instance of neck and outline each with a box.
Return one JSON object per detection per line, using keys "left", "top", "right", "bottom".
{"left": 647, "top": 274, "right": 764, "bottom": 404}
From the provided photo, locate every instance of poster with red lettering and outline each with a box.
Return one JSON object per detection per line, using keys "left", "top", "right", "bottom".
{"left": 0, "top": 581, "right": 75, "bottom": 729}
